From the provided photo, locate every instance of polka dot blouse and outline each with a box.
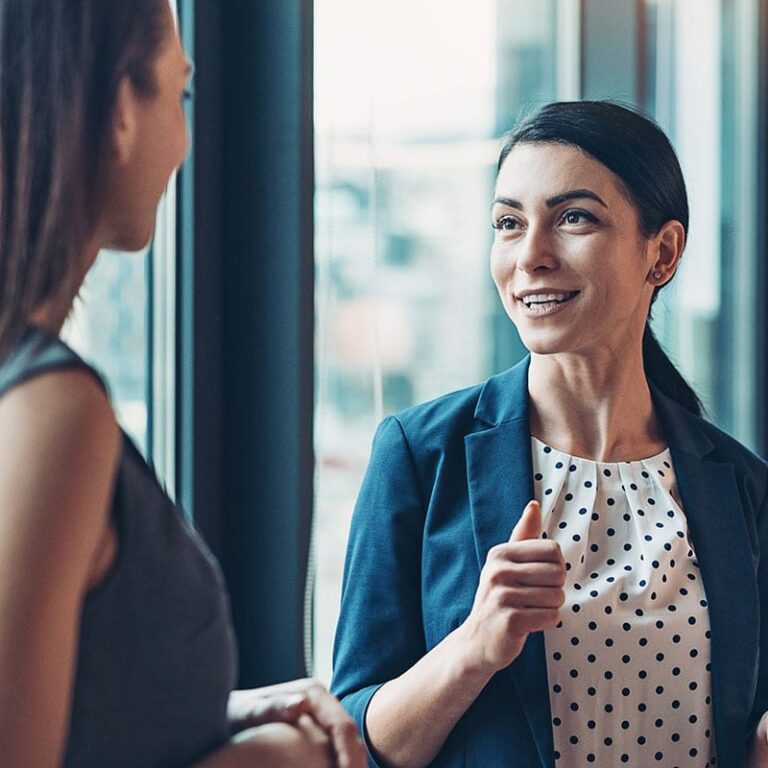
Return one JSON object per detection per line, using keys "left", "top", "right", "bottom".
{"left": 532, "top": 437, "right": 717, "bottom": 767}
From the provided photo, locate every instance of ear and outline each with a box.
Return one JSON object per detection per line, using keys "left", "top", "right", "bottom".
{"left": 111, "top": 75, "right": 140, "bottom": 166}
{"left": 646, "top": 219, "right": 685, "bottom": 286}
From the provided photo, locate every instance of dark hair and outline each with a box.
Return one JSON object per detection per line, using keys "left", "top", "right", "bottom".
{"left": 0, "top": 0, "right": 171, "bottom": 356}
{"left": 498, "top": 100, "right": 702, "bottom": 416}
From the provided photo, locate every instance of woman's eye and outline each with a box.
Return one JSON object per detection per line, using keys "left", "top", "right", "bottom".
{"left": 494, "top": 216, "right": 520, "bottom": 231}
{"left": 561, "top": 210, "right": 597, "bottom": 225}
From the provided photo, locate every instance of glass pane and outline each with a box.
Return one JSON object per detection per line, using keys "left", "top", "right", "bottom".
{"left": 314, "top": 0, "right": 563, "bottom": 681}
{"left": 644, "top": 0, "right": 760, "bottom": 449}
{"left": 64, "top": 249, "right": 150, "bottom": 454}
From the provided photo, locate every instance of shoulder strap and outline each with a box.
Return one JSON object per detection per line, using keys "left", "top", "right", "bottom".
{"left": 0, "top": 326, "right": 108, "bottom": 400}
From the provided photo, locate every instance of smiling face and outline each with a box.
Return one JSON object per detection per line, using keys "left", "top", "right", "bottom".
{"left": 491, "top": 142, "right": 667, "bottom": 359}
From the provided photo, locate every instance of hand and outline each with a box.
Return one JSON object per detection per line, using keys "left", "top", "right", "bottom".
{"left": 234, "top": 717, "right": 333, "bottom": 768}
{"left": 748, "top": 712, "right": 768, "bottom": 768}
{"left": 458, "top": 500, "right": 565, "bottom": 673}
{"left": 228, "top": 689, "right": 311, "bottom": 730}
{"left": 228, "top": 679, "right": 366, "bottom": 768}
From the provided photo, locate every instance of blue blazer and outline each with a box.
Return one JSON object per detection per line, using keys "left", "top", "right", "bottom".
{"left": 332, "top": 357, "right": 768, "bottom": 768}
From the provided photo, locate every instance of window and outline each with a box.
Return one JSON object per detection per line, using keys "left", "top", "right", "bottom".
{"left": 65, "top": 249, "right": 150, "bottom": 452}
{"left": 313, "top": 0, "right": 765, "bottom": 681}
{"left": 644, "top": 0, "right": 762, "bottom": 449}
{"left": 314, "top": 0, "right": 569, "bottom": 681}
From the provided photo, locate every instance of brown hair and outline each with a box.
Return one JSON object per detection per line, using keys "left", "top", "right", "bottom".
{"left": 0, "top": 0, "right": 171, "bottom": 356}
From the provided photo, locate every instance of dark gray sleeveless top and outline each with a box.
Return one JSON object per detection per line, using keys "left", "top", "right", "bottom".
{"left": 0, "top": 328, "right": 238, "bottom": 768}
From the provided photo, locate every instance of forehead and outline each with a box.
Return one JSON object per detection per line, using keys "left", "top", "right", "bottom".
{"left": 495, "top": 142, "right": 627, "bottom": 204}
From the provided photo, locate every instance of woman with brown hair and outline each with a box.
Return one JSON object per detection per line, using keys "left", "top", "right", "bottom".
{"left": 0, "top": 2, "right": 364, "bottom": 766}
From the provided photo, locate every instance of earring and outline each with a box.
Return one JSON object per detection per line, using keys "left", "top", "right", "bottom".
{"left": 653, "top": 272, "right": 662, "bottom": 280}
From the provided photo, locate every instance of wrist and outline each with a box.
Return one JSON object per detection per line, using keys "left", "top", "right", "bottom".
{"left": 448, "top": 621, "right": 500, "bottom": 684}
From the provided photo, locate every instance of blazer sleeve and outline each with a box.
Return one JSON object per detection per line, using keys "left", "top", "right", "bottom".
{"left": 749, "top": 478, "right": 768, "bottom": 732}
{"left": 331, "top": 415, "right": 428, "bottom": 766}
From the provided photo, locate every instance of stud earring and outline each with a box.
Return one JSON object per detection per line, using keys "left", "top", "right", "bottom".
{"left": 653, "top": 272, "right": 662, "bottom": 280}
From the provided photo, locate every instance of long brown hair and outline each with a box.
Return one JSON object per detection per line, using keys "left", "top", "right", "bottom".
{"left": 0, "top": 0, "right": 170, "bottom": 357}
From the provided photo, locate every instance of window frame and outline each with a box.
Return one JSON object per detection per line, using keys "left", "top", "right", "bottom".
{"left": 177, "top": 0, "right": 314, "bottom": 687}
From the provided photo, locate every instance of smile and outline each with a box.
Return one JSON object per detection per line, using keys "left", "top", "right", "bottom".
{"left": 517, "top": 290, "right": 579, "bottom": 316}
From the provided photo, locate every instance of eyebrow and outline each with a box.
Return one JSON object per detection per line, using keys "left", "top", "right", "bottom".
{"left": 492, "top": 188, "right": 608, "bottom": 210}
{"left": 184, "top": 60, "right": 195, "bottom": 78}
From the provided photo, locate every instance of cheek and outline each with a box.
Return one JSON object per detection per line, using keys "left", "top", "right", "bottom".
{"left": 490, "top": 245, "right": 519, "bottom": 319}
{"left": 490, "top": 241, "right": 510, "bottom": 287}
{"left": 175, "top": 109, "right": 190, "bottom": 163}
{"left": 156, "top": 106, "right": 188, "bottom": 171}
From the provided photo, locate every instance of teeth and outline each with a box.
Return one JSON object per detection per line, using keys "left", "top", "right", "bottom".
{"left": 522, "top": 292, "right": 570, "bottom": 305}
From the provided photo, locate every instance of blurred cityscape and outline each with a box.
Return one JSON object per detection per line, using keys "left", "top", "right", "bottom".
{"left": 314, "top": 0, "right": 561, "bottom": 681}
{"left": 63, "top": 249, "right": 149, "bottom": 456}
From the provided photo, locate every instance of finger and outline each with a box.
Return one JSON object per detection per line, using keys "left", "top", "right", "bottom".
{"left": 269, "top": 693, "right": 312, "bottom": 722}
{"left": 329, "top": 719, "right": 367, "bottom": 768}
{"left": 507, "top": 607, "right": 562, "bottom": 635}
{"left": 486, "top": 558, "right": 564, "bottom": 589}
{"left": 241, "top": 693, "right": 311, "bottom": 727}
{"left": 492, "top": 538, "right": 563, "bottom": 564}
{"left": 303, "top": 684, "right": 365, "bottom": 766}
{"left": 510, "top": 561, "right": 567, "bottom": 587}
{"left": 295, "top": 713, "right": 333, "bottom": 750}
{"left": 509, "top": 500, "right": 541, "bottom": 542}
{"left": 498, "top": 585, "right": 565, "bottom": 609}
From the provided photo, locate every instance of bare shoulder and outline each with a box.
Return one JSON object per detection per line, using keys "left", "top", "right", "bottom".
{"left": 0, "top": 368, "right": 119, "bottom": 454}
{"left": 0, "top": 368, "right": 121, "bottom": 563}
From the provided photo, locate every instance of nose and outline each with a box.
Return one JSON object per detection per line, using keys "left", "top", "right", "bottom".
{"left": 515, "top": 222, "right": 558, "bottom": 275}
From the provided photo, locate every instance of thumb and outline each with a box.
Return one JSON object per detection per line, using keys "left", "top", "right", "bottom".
{"left": 509, "top": 500, "right": 541, "bottom": 542}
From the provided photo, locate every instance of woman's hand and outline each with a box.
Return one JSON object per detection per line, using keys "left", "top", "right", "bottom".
{"left": 457, "top": 500, "right": 566, "bottom": 673}
{"left": 747, "top": 712, "right": 768, "bottom": 767}
{"left": 228, "top": 689, "right": 310, "bottom": 729}
{"left": 228, "top": 679, "right": 366, "bottom": 768}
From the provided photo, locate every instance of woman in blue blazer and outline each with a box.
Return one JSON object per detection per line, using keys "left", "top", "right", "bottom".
{"left": 332, "top": 102, "right": 768, "bottom": 768}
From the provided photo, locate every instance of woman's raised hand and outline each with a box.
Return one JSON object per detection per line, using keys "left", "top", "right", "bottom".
{"left": 458, "top": 500, "right": 566, "bottom": 673}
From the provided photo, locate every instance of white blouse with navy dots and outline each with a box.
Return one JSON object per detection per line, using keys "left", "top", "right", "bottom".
{"left": 532, "top": 437, "right": 717, "bottom": 767}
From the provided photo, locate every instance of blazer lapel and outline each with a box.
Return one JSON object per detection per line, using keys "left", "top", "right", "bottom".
{"left": 465, "top": 357, "right": 555, "bottom": 768}
{"left": 655, "top": 392, "right": 760, "bottom": 768}
{"left": 466, "top": 418, "right": 533, "bottom": 570}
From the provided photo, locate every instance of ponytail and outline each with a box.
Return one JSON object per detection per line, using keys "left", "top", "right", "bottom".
{"left": 642, "top": 324, "right": 702, "bottom": 417}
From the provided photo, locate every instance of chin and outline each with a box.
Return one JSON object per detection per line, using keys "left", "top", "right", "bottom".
{"left": 516, "top": 329, "right": 581, "bottom": 356}
{"left": 108, "top": 228, "right": 155, "bottom": 254}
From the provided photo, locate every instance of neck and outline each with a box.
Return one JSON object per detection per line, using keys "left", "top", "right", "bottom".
{"left": 527, "top": 346, "right": 665, "bottom": 462}
{"left": 28, "top": 239, "right": 102, "bottom": 335}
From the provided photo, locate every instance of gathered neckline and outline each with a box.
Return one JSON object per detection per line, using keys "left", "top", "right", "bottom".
{"left": 531, "top": 435, "right": 671, "bottom": 468}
